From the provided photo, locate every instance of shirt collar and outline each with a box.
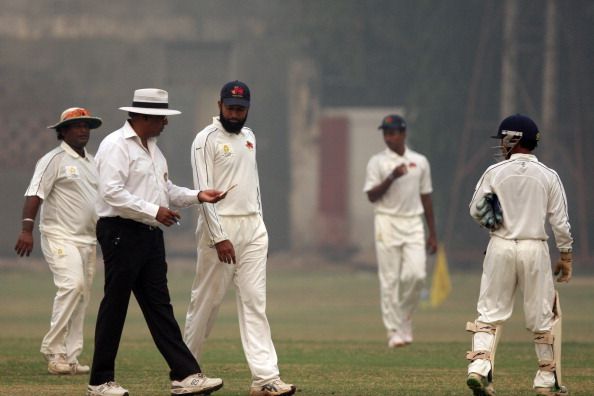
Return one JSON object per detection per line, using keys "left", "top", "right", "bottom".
{"left": 385, "top": 145, "right": 408, "bottom": 159}
{"left": 510, "top": 153, "right": 538, "bottom": 161}
{"left": 122, "top": 119, "right": 157, "bottom": 144}
{"left": 122, "top": 120, "right": 139, "bottom": 139}
{"left": 60, "top": 141, "right": 88, "bottom": 159}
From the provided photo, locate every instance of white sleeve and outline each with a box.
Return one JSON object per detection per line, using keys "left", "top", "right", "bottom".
{"left": 25, "top": 151, "right": 60, "bottom": 199}
{"left": 469, "top": 169, "right": 493, "bottom": 223}
{"left": 547, "top": 172, "right": 573, "bottom": 251}
{"left": 419, "top": 156, "right": 433, "bottom": 195}
{"left": 191, "top": 133, "right": 229, "bottom": 245}
{"left": 363, "top": 156, "right": 381, "bottom": 193}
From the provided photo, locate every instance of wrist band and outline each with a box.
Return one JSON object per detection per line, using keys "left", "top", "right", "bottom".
{"left": 22, "top": 218, "right": 35, "bottom": 222}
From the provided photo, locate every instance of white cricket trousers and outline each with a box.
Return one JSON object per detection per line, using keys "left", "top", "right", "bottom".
{"left": 184, "top": 215, "right": 279, "bottom": 386}
{"left": 39, "top": 234, "right": 96, "bottom": 363}
{"left": 468, "top": 237, "right": 556, "bottom": 388}
{"left": 374, "top": 213, "right": 426, "bottom": 333}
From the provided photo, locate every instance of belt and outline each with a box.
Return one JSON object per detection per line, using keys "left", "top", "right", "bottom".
{"left": 99, "top": 216, "right": 159, "bottom": 231}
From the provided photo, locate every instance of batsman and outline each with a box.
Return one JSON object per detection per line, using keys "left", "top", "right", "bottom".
{"left": 465, "top": 114, "right": 573, "bottom": 396}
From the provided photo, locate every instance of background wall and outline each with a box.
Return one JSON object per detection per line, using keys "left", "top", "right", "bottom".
{"left": 1, "top": 0, "right": 593, "bottom": 269}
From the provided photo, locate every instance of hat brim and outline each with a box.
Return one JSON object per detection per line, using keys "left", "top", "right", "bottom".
{"left": 222, "top": 98, "right": 250, "bottom": 108}
{"left": 119, "top": 107, "right": 181, "bottom": 116}
{"left": 47, "top": 116, "right": 103, "bottom": 130}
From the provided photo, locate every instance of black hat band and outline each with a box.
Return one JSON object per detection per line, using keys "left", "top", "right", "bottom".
{"left": 132, "top": 101, "right": 169, "bottom": 109}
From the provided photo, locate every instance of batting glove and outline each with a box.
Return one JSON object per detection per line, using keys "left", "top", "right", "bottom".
{"left": 554, "top": 251, "right": 572, "bottom": 283}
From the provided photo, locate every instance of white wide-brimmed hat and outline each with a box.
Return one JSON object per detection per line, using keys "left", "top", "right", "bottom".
{"left": 119, "top": 88, "right": 181, "bottom": 116}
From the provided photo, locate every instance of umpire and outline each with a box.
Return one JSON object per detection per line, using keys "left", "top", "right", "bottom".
{"left": 87, "top": 88, "right": 226, "bottom": 396}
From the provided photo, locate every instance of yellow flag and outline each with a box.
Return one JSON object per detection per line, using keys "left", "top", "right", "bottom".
{"left": 430, "top": 244, "right": 452, "bottom": 308}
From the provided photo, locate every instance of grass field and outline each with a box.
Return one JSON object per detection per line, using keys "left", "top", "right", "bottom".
{"left": 1, "top": 253, "right": 593, "bottom": 395}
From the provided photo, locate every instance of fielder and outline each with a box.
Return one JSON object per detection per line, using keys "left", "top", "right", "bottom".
{"left": 364, "top": 114, "right": 437, "bottom": 348}
{"left": 465, "top": 114, "right": 572, "bottom": 396}
{"left": 184, "top": 81, "right": 296, "bottom": 396}
{"left": 14, "top": 107, "right": 102, "bottom": 375}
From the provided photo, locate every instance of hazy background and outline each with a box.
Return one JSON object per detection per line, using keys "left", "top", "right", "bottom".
{"left": 1, "top": 0, "right": 592, "bottom": 271}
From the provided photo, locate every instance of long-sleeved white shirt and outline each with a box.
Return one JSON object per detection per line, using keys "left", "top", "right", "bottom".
{"left": 95, "top": 120, "right": 201, "bottom": 226}
{"left": 363, "top": 146, "right": 433, "bottom": 216}
{"left": 469, "top": 153, "right": 572, "bottom": 251}
{"left": 191, "top": 117, "right": 262, "bottom": 245}
{"left": 26, "top": 141, "right": 98, "bottom": 244}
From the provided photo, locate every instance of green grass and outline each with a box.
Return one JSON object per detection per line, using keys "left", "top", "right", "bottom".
{"left": 1, "top": 255, "right": 593, "bottom": 395}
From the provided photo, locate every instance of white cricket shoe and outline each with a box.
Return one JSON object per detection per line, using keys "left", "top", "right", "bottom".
{"left": 535, "top": 385, "right": 569, "bottom": 396}
{"left": 249, "top": 379, "right": 296, "bottom": 396}
{"left": 402, "top": 318, "right": 413, "bottom": 344}
{"left": 86, "top": 381, "right": 129, "bottom": 396}
{"left": 70, "top": 361, "right": 90, "bottom": 374}
{"left": 388, "top": 332, "right": 406, "bottom": 348}
{"left": 171, "top": 373, "right": 223, "bottom": 395}
{"left": 45, "top": 353, "right": 71, "bottom": 375}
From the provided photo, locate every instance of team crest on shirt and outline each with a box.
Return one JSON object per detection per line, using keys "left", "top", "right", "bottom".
{"left": 220, "top": 144, "right": 233, "bottom": 157}
{"left": 246, "top": 140, "right": 254, "bottom": 150}
{"left": 64, "top": 165, "right": 80, "bottom": 179}
{"left": 408, "top": 162, "right": 417, "bottom": 168}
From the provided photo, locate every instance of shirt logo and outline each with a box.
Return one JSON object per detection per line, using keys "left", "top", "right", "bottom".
{"left": 65, "top": 165, "right": 80, "bottom": 179}
{"left": 220, "top": 144, "right": 233, "bottom": 157}
{"left": 409, "top": 162, "right": 417, "bottom": 168}
{"left": 246, "top": 141, "right": 254, "bottom": 150}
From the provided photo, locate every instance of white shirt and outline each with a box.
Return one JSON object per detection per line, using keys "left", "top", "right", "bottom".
{"left": 25, "top": 141, "right": 98, "bottom": 244}
{"left": 191, "top": 117, "right": 262, "bottom": 244}
{"left": 95, "top": 120, "right": 201, "bottom": 226}
{"left": 363, "top": 146, "right": 433, "bottom": 216}
{"left": 469, "top": 153, "right": 572, "bottom": 251}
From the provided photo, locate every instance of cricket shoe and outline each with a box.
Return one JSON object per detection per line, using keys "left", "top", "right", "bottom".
{"left": 388, "top": 332, "right": 407, "bottom": 348}
{"left": 45, "top": 353, "right": 72, "bottom": 375}
{"left": 402, "top": 318, "right": 413, "bottom": 345}
{"left": 534, "top": 385, "right": 568, "bottom": 396}
{"left": 86, "top": 381, "right": 129, "bottom": 396}
{"left": 466, "top": 372, "right": 496, "bottom": 396}
{"left": 249, "top": 379, "right": 296, "bottom": 396}
{"left": 70, "top": 360, "right": 90, "bottom": 374}
{"left": 171, "top": 373, "right": 223, "bottom": 395}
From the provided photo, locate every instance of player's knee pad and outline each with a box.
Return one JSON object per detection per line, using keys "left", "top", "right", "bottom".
{"left": 466, "top": 321, "right": 502, "bottom": 380}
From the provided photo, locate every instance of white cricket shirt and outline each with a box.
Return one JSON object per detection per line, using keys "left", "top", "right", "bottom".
{"left": 191, "top": 117, "right": 262, "bottom": 244}
{"left": 95, "top": 120, "right": 201, "bottom": 226}
{"left": 469, "top": 153, "right": 572, "bottom": 251}
{"left": 25, "top": 141, "right": 98, "bottom": 244}
{"left": 363, "top": 146, "right": 433, "bottom": 216}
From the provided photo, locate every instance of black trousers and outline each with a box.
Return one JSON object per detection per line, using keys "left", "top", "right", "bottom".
{"left": 89, "top": 217, "right": 200, "bottom": 385}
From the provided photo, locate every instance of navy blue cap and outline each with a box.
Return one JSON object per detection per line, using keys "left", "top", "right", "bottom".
{"left": 220, "top": 80, "right": 250, "bottom": 107}
{"left": 493, "top": 114, "right": 540, "bottom": 141}
{"left": 378, "top": 114, "right": 406, "bottom": 131}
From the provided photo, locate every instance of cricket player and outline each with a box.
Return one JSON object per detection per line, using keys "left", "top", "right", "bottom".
{"left": 364, "top": 114, "right": 437, "bottom": 348}
{"left": 14, "top": 107, "right": 102, "bottom": 375}
{"left": 465, "top": 114, "right": 572, "bottom": 396}
{"left": 184, "top": 80, "right": 296, "bottom": 396}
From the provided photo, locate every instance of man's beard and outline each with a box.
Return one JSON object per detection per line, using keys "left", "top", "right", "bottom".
{"left": 219, "top": 111, "right": 247, "bottom": 133}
